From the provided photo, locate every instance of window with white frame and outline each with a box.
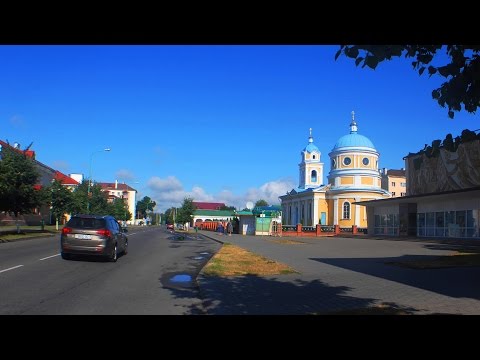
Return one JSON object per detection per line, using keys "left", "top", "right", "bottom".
{"left": 343, "top": 201, "right": 351, "bottom": 219}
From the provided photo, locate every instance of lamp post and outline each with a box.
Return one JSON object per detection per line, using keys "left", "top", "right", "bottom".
{"left": 87, "top": 148, "right": 111, "bottom": 214}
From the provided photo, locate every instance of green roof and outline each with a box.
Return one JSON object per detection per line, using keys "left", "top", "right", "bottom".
{"left": 236, "top": 211, "right": 253, "bottom": 216}
{"left": 194, "top": 210, "right": 235, "bottom": 216}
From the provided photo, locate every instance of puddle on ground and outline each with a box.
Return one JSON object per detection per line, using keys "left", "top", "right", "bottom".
{"left": 193, "top": 256, "right": 204, "bottom": 260}
{"left": 170, "top": 274, "right": 192, "bottom": 282}
{"left": 161, "top": 272, "right": 196, "bottom": 289}
{"left": 200, "top": 252, "right": 209, "bottom": 255}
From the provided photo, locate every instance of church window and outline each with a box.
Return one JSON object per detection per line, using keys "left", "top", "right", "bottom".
{"left": 311, "top": 170, "right": 317, "bottom": 182}
{"left": 331, "top": 159, "right": 336, "bottom": 168}
{"left": 362, "top": 157, "right": 369, "bottom": 166}
{"left": 343, "top": 201, "right": 351, "bottom": 219}
{"left": 313, "top": 154, "right": 316, "bottom": 159}
{"left": 343, "top": 157, "right": 351, "bottom": 166}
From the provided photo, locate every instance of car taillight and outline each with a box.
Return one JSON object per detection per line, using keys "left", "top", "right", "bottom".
{"left": 96, "top": 229, "right": 111, "bottom": 237}
{"left": 62, "top": 227, "right": 72, "bottom": 234}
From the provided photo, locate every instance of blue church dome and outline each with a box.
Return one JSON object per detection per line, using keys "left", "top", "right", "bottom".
{"left": 333, "top": 133, "right": 375, "bottom": 149}
{"left": 304, "top": 142, "right": 319, "bottom": 153}
{"left": 332, "top": 114, "right": 375, "bottom": 150}
{"left": 303, "top": 128, "right": 320, "bottom": 153}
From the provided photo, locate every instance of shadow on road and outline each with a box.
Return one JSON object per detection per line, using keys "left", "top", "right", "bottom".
{"left": 310, "top": 254, "right": 480, "bottom": 300}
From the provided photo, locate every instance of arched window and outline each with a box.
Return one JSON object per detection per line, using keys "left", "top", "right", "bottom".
{"left": 311, "top": 170, "right": 317, "bottom": 182}
{"left": 343, "top": 201, "right": 351, "bottom": 219}
{"left": 313, "top": 154, "right": 316, "bottom": 160}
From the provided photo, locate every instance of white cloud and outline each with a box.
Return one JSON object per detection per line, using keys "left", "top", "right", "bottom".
{"left": 148, "top": 176, "right": 183, "bottom": 192}
{"left": 146, "top": 175, "right": 295, "bottom": 213}
{"left": 115, "top": 169, "right": 135, "bottom": 181}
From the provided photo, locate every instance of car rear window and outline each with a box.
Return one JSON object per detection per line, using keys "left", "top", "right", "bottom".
{"left": 67, "top": 217, "right": 106, "bottom": 229}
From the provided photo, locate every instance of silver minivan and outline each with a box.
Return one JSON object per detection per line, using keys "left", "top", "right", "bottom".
{"left": 61, "top": 214, "right": 128, "bottom": 262}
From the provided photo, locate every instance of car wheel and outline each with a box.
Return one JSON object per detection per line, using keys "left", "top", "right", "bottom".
{"left": 110, "top": 244, "right": 117, "bottom": 262}
{"left": 61, "top": 252, "right": 71, "bottom": 260}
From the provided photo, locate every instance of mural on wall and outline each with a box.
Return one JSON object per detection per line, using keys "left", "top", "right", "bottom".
{"left": 408, "top": 139, "right": 480, "bottom": 195}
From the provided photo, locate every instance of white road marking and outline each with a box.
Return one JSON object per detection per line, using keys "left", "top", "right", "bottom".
{"left": 39, "top": 254, "right": 60, "bottom": 261}
{"left": 0, "top": 265, "right": 24, "bottom": 273}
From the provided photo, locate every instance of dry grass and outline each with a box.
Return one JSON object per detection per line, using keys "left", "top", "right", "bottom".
{"left": 203, "top": 243, "right": 298, "bottom": 277}
{"left": 388, "top": 251, "right": 480, "bottom": 269}
{"left": 268, "top": 239, "right": 306, "bottom": 245}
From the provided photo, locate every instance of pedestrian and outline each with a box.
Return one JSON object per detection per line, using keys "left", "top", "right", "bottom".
{"left": 217, "top": 222, "right": 224, "bottom": 235}
{"left": 227, "top": 221, "right": 233, "bottom": 236}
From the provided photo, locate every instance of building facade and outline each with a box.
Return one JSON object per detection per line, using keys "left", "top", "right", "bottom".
{"left": 280, "top": 113, "right": 391, "bottom": 228}
{"left": 98, "top": 181, "right": 137, "bottom": 225}
{"left": 356, "top": 130, "right": 480, "bottom": 238}
{"left": 380, "top": 168, "right": 407, "bottom": 197}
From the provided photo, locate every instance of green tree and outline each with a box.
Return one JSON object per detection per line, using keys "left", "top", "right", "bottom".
{"left": 176, "top": 197, "right": 195, "bottom": 224}
{"left": 109, "top": 197, "right": 132, "bottom": 222}
{"left": 0, "top": 144, "right": 41, "bottom": 217}
{"left": 71, "top": 182, "right": 110, "bottom": 215}
{"left": 136, "top": 196, "right": 156, "bottom": 219}
{"left": 164, "top": 208, "right": 174, "bottom": 224}
{"left": 255, "top": 199, "right": 269, "bottom": 207}
{"left": 336, "top": 45, "right": 480, "bottom": 119}
{"left": 43, "top": 179, "right": 74, "bottom": 229}
{"left": 220, "top": 205, "right": 236, "bottom": 210}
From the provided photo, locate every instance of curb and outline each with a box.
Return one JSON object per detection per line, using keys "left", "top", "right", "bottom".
{"left": 197, "top": 231, "right": 226, "bottom": 245}
{"left": 0, "top": 233, "right": 57, "bottom": 244}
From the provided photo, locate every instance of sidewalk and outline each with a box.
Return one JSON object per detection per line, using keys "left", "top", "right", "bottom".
{"left": 196, "top": 230, "right": 480, "bottom": 315}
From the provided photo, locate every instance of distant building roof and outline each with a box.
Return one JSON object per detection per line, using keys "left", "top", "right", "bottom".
{"left": 236, "top": 210, "right": 254, "bottom": 216}
{"left": 194, "top": 210, "right": 235, "bottom": 217}
{"left": 54, "top": 171, "right": 79, "bottom": 185}
{"left": 193, "top": 202, "right": 226, "bottom": 210}
{"left": 0, "top": 140, "right": 36, "bottom": 159}
{"left": 98, "top": 182, "right": 137, "bottom": 192}
{"left": 384, "top": 169, "right": 406, "bottom": 177}
{"left": 252, "top": 205, "right": 282, "bottom": 216}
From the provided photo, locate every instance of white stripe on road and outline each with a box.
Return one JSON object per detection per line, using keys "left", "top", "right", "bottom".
{"left": 0, "top": 265, "right": 24, "bottom": 273}
{"left": 39, "top": 254, "right": 60, "bottom": 261}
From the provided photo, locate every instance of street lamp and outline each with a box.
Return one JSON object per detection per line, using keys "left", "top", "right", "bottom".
{"left": 87, "top": 148, "right": 111, "bottom": 214}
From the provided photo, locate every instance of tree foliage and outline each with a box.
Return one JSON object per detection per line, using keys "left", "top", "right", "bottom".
{"left": 164, "top": 207, "right": 174, "bottom": 224}
{"left": 109, "top": 197, "right": 132, "bottom": 221}
{"left": 220, "top": 205, "right": 236, "bottom": 210}
{"left": 255, "top": 199, "right": 269, "bottom": 207}
{"left": 43, "top": 179, "right": 74, "bottom": 223}
{"left": 136, "top": 196, "right": 156, "bottom": 219}
{"left": 176, "top": 197, "right": 195, "bottom": 224}
{"left": 336, "top": 45, "right": 480, "bottom": 119}
{"left": 0, "top": 144, "right": 41, "bottom": 216}
{"left": 71, "top": 182, "right": 111, "bottom": 215}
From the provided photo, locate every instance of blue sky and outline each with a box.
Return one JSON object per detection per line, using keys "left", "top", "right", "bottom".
{"left": 0, "top": 45, "right": 477, "bottom": 212}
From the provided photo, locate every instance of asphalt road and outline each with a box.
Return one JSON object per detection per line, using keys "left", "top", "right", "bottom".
{"left": 0, "top": 227, "right": 221, "bottom": 315}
